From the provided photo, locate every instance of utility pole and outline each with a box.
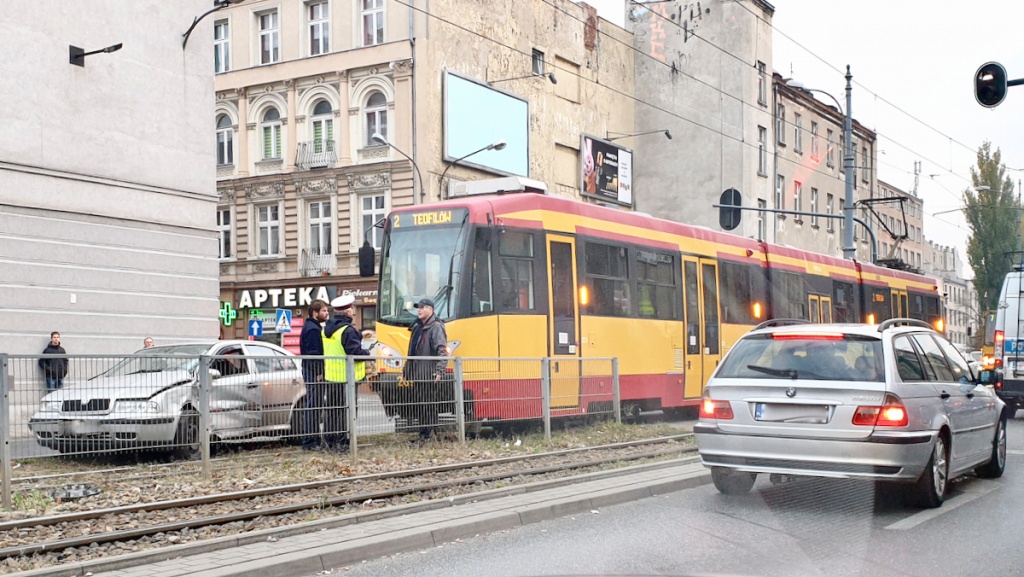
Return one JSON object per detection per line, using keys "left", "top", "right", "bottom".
{"left": 842, "top": 66, "right": 856, "bottom": 260}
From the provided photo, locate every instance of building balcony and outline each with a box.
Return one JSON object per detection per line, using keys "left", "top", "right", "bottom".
{"left": 297, "top": 140, "right": 337, "bottom": 170}
{"left": 300, "top": 248, "right": 335, "bottom": 277}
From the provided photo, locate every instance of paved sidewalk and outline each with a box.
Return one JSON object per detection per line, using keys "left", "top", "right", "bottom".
{"left": 17, "top": 457, "right": 710, "bottom": 577}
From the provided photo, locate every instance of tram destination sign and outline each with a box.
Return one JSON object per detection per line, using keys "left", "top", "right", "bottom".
{"left": 390, "top": 207, "right": 468, "bottom": 228}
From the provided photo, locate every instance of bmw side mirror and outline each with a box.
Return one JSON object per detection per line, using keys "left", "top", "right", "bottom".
{"left": 979, "top": 369, "right": 1001, "bottom": 386}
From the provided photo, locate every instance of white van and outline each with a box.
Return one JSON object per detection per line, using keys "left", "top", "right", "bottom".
{"left": 993, "top": 268, "right": 1024, "bottom": 417}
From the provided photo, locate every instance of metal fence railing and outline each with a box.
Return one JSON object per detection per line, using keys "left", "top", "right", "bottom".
{"left": 0, "top": 352, "right": 619, "bottom": 509}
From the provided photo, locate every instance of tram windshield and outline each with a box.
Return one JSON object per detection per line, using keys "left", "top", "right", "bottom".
{"left": 378, "top": 209, "right": 469, "bottom": 326}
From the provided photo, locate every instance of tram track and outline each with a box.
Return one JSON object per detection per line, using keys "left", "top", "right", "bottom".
{"left": 1, "top": 435, "right": 695, "bottom": 568}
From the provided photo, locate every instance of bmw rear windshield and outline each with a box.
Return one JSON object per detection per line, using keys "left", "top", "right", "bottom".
{"left": 716, "top": 333, "right": 884, "bottom": 382}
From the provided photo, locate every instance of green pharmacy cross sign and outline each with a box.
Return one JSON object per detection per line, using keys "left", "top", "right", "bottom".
{"left": 219, "top": 301, "right": 238, "bottom": 326}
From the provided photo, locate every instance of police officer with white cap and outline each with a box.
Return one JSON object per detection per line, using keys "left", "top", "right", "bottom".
{"left": 320, "top": 293, "right": 369, "bottom": 451}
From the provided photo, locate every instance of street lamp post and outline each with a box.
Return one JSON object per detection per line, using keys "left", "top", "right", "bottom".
{"left": 787, "top": 66, "right": 856, "bottom": 260}
{"left": 372, "top": 133, "right": 425, "bottom": 204}
{"left": 438, "top": 140, "right": 507, "bottom": 200}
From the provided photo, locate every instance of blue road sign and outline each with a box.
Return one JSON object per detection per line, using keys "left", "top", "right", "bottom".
{"left": 275, "top": 309, "right": 292, "bottom": 333}
{"left": 249, "top": 319, "right": 263, "bottom": 337}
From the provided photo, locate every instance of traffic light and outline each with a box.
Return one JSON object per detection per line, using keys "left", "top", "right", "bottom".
{"left": 719, "top": 188, "right": 742, "bottom": 231}
{"left": 975, "top": 62, "right": 1008, "bottom": 108}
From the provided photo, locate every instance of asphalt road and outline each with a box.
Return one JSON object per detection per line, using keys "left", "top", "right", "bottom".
{"left": 309, "top": 418, "right": 1024, "bottom": 577}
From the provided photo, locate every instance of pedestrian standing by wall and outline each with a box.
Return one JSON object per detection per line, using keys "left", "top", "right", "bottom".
{"left": 403, "top": 299, "right": 449, "bottom": 440}
{"left": 39, "top": 331, "right": 68, "bottom": 390}
{"left": 143, "top": 337, "right": 155, "bottom": 348}
{"left": 322, "top": 294, "right": 369, "bottom": 451}
{"left": 300, "top": 299, "right": 329, "bottom": 450}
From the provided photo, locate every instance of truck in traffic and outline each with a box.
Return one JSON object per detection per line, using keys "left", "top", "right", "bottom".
{"left": 993, "top": 269, "right": 1024, "bottom": 417}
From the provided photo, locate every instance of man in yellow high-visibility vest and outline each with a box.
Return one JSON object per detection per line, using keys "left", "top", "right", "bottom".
{"left": 321, "top": 294, "right": 369, "bottom": 451}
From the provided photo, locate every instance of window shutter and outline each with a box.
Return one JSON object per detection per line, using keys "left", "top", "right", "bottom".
{"left": 314, "top": 121, "right": 323, "bottom": 153}
{"left": 263, "top": 126, "right": 272, "bottom": 159}
{"left": 275, "top": 127, "right": 281, "bottom": 158}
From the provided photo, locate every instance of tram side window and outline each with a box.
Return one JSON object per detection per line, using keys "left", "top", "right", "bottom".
{"left": 470, "top": 230, "right": 494, "bottom": 315}
{"left": 719, "top": 261, "right": 760, "bottom": 324}
{"left": 771, "top": 271, "right": 806, "bottom": 319}
{"left": 910, "top": 294, "right": 924, "bottom": 319}
{"left": 498, "top": 231, "right": 536, "bottom": 312}
{"left": 833, "top": 281, "right": 855, "bottom": 323}
{"left": 584, "top": 241, "right": 631, "bottom": 317}
{"left": 636, "top": 250, "right": 677, "bottom": 320}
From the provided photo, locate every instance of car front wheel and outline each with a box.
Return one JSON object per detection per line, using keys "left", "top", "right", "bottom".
{"left": 710, "top": 467, "right": 756, "bottom": 495}
{"left": 912, "top": 436, "right": 948, "bottom": 508}
{"left": 172, "top": 409, "right": 201, "bottom": 461}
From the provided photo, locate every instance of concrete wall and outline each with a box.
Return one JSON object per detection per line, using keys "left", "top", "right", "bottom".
{"left": 0, "top": 0, "right": 219, "bottom": 354}
{"left": 628, "top": 0, "right": 774, "bottom": 235}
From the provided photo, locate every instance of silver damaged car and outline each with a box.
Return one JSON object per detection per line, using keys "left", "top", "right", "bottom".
{"left": 28, "top": 341, "right": 306, "bottom": 459}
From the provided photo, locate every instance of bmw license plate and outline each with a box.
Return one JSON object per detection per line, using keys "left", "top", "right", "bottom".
{"left": 754, "top": 403, "right": 829, "bottom": 423}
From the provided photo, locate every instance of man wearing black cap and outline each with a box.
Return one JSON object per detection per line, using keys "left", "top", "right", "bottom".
{"left": 321, "top": 294, "right": 369, "bottom": 451}
{"left": 299, "top": 299, "right": 329, "bottom": 450}
{"left": 403, "top": 298, "right": 449, "bottom": 440}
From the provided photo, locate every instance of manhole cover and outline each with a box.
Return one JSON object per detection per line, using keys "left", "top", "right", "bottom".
{"left": 50, "top": 484, "right": 102, "bottom": 501}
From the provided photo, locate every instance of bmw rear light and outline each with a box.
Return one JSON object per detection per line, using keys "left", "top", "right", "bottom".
{"left": 852, "top": 394, "right": 908, "bottom": 427}
{"left": 699, "top": 398, "right": 734, "bottom": 420}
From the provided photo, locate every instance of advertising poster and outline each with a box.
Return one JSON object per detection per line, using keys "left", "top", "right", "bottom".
{"left": 580, "top": 135, "right": 633, "bottom": 206}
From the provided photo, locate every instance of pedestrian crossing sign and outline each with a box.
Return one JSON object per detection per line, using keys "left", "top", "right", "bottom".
{"left": 275, "top": 309, "right": 292, "bottom": 333}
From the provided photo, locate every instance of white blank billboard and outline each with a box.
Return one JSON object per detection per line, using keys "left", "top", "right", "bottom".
{"left": 443, "top": 71, "right": 529, "bottom": 177}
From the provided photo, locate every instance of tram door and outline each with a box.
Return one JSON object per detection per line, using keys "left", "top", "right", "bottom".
{"left": 820, "top": 296, "right": 834, "bottom": 323}
{"left": 682, "top": 257, "right": 722, "bottom": 399}
{"left": 891, "top": 289, "right": 909, "bottom": 318}
{"left": 809, "top": 295, "right": 835, "bottom": 323}
{"left": 546, "top": 236, "right": 581, "bottom": 409}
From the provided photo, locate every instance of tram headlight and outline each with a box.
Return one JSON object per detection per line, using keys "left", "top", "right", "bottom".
{"left": 375, "top": 343, "right": 403, "bottom": 369}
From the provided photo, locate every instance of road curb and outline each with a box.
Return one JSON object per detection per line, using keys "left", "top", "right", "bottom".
{"left": 13, "top": 456, "right": 708, "bottom": 577}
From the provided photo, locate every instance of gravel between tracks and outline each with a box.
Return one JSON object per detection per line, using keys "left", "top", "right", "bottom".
{"left": 2, "top": 422, "right": 693, "bottom": 573}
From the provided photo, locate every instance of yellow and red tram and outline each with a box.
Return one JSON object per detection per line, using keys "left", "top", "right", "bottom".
{"left": 371, "top": 186, "right": 942, "bottom": 421}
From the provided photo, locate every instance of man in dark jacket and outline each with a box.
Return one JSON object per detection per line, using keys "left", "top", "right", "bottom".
{"left": 321, "top": 294, "right": 369, "bottom": 450}
{"left": 39, "top": 332, "right": 68, "bottom": 390}
{"left": 299, "top": 299, "right": 329, "bottom": 450}
{"left": 403, "top": 299, "right": 449, "bottom": 440}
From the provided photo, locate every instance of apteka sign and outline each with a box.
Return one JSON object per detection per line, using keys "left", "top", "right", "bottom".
{"left": 237, "top": 286, "right": 333, "bottom": 309}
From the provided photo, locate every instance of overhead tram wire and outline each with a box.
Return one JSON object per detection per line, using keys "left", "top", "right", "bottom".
{"left": 391, "top": 0, "right": 880, "bottom": 187}
{"left": 393, "top": 0, "right": 857, "bottom": 186}
{"left": 722, "top": 0, "right": 988, "bottom": 164}
{"left": 398, "top": 0, "right": 979, "bottom": 194}
{"left": 578, "top": 0, "right": 979, "bottom": 190}
{"left": 637, "top": 1, "right": 979, "bottom": 185}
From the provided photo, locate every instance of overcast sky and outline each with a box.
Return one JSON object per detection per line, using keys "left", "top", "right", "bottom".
{"left": 584, "top": 0, "right": 1024, "bottom": 273}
